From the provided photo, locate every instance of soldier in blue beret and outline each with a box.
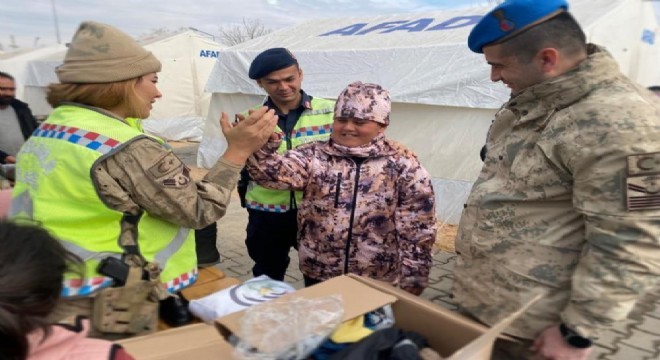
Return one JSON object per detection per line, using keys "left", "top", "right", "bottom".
{"left": 453, "top": 1, "right": 660, "bottom": 359}
{"left": 237, "top": 48, "right": 336, "bottom": 283}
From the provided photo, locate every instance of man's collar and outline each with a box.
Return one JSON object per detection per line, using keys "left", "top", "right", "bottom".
{"left": 6, "top": 98, "right": 27, "bottom": 109}
{"left": 264, "top": 90, "right": 313, "bottom": 112}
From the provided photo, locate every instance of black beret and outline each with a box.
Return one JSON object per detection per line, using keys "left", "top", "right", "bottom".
{"left": 248, "top": 48, "right": 298, "bottom": 80}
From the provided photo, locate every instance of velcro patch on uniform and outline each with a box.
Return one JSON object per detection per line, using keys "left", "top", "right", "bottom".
{"left": 148, "top": 153, "right": 182, "bottom": 178}
{"left": 148, "top": 153, "right": 191, "bottom": 187}
{"left": 161, "top": 166, "right": 192, "bottom": 188}
{"left": 626, "top": 152, "right": 660, "bottom": 211}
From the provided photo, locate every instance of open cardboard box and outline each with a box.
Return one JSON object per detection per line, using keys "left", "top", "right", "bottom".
{"left": 118, "top": 322, "right": 232, "bottom": 359}
{"left": 119, "top": 274, "right": 538, "bottom": 359}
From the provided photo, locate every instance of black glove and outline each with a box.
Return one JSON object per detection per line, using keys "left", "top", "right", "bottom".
{"left": 237, "top": 168, "right": 250, "bottom": 208}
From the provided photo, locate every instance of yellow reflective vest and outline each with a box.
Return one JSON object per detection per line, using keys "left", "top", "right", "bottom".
{"left": 11, "top": 105, "right": 197, "bottom": 296}
{"left": 245, "top": 97, "right": 335, "bottom": 212}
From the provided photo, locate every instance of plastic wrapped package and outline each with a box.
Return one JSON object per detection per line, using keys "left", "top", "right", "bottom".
{"left": 233, "top": 295, "right": 344, "bottom": 360}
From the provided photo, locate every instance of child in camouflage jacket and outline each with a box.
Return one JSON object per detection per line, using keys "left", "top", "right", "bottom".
{"left": 246, "top": 81, "right": 437, "bottom": 295}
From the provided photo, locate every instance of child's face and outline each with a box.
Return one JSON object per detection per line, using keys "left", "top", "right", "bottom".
{"left": 331, "top": 117, "right": 385, "bottom": 147}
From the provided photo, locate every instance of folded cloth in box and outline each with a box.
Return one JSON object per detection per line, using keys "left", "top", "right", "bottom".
{"left": 189, "top": 275, "right": 295, "bottom": 323}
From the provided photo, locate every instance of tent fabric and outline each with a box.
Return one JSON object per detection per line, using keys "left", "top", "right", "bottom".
{"left": 199, "top": 0, "right": 659, "bottom": 224}
{"left": 0, "top": 44, "right": 67, "bottom": 100}
{"left": 205, "top": 8, "right": 506, "bottom": 109}
{"left": 1, "top": 31, "right": 226, "bottom": 141}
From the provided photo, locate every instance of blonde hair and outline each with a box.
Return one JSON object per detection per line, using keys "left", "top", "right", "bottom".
{"left": 46, "top": 77, "right": 148, "bottom": 118}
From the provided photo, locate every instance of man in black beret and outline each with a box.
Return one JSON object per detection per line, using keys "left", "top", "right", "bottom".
{"left": 649, "top": 85, "right": 660, "bottom": 97}
{"left": 237, "top": 48, "right": 336, "bottom": 282}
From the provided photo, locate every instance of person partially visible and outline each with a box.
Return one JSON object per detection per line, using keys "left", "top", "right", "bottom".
{"left": 238, "top": 48, "right": 336, "bottom": 281}
{"left": 0, "top": 71, "right": 39, "bottom": 165}
{"left": 10, "top": 21, "right": 277, "bottom": 336}
{"left": 453, "top": 1, "right": 660, "bottom": 359}
{"left": 247, "top": 81, "right": 437, "bottom": 295}
{"left": 0, "top": 221, "right": 134, "bottom": 360}
{"left": 649, "top": 85, "right": 660, "bottom": 97}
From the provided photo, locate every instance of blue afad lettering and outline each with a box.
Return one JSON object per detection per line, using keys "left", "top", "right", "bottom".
{"left": 318, "top": 16, "right": 482, "bottom": 36}
{"left": 199, "top": 50, "right": 220, "bottom": 58}
{"left": 641, "top": 29, "right": 655, "bottom": 45}
{"left": 319, "top": 23, "right": 368, "bottom": 37}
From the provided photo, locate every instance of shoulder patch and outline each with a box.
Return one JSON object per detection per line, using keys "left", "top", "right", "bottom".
{"left": 147, "top": 153, "right": 191, "bottom": 187}
{"left": 626, "top": 152, "right": 660, "bottom": 211}
{"left": 148, "top": 153, "right": 183, "bottom": 179}
{"left": 161, "top": 166, "right": 192, "bottom": 188}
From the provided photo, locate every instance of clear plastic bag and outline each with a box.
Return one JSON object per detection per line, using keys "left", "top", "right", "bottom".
{"left": 234, "top": 295, "right": 344, "bottom": 360}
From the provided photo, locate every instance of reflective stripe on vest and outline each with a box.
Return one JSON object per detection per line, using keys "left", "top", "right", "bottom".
{"left": 62, "top": 277, "right": 115, "bottom": 297}
{"left": 245, "top": 201, "right": 290, "bottom": 213}
{"left": 154, "top": 227, "right": 190, "bottom": 269}
{"left": 245, "top": 97, "right": 335, "bottom": 212}
{"left": 8, "top": 190, "right": 32, "bottom": 218}
{"left": 33, "top": 124, "right": 122, "bottom": 153}
{"left": 11, "top": 105, "right": 197, "bottom": 296}
{"left": 59, "top": 227, "right": 193, "bottom": 295}
{"left": 290, "top": 123, "right": 333, "bottom": 140}
{"left": 9, "top": 124, "right": 122, "bottom": 219}
{"left": 164, "top": 268, "right": 199, "bottom": 293}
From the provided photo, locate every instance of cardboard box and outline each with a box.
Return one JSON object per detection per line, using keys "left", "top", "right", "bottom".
{"left": 119, "top": 275, "right": 537, "bottom": 359}
{"left": 216, "top": 274, "right": 538, "bottom": 360}
{"left": 118, "top": 323, "right": 233, "bottom": 360}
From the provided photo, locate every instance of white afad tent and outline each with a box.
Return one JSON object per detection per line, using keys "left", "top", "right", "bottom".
{"left": 12, "top": 30, "right": 226, "bottom": 141}
{"left": 0, "top": 44, "right": 68, "bottom": 100}
{"left": 200, "top": 0, "right": 659, "bottom": 224}
{"left": 141, "top": 31, "right": 227, "bottom": 141}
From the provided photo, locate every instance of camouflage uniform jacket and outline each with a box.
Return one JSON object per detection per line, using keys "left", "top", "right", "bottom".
{"left": 94, "top": 128, "right": 241, "bottom": 229}
{"left": 247, "top": 134, "right": 437, "bottom": 294}
{"left": 453, "top": 44, "right": 660, "bottom": 340}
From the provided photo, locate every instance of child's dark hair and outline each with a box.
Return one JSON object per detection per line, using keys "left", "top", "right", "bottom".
{"left": 0, "top": 221, "right": 83, "bottom": 360}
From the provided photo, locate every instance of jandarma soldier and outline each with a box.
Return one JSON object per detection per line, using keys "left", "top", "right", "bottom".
{"left": 237, "top": 48, "right": 336, "bottom": 282}
{"left": 10, "top": 21, "right": 276, "bottom": 337}
{"left": 452, "top": 1, "right": 660, "bottom": 359}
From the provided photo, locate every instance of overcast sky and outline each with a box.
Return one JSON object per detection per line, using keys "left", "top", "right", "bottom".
{"left": 0, "top": 0, "right": 495, "bottom": 50}
{"left": 2, "top": 0, "right": 659, "bottom": 51}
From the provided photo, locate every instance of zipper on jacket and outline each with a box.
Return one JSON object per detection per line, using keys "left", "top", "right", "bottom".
{"left": 344, "top": 158, "right": 364, "bottom": 274}
{"left": 334, "top": 173, "right": 342, "bottom": 208}
{"left": 286, "top": 127, "right": 297, "bottom": 209}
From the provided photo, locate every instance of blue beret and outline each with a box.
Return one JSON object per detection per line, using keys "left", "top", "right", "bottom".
{"left": 248, "top": 48, "right": 299, "bottom": 80}
{"left": 468, "top": 0, "right": 569, "bottom": 53}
